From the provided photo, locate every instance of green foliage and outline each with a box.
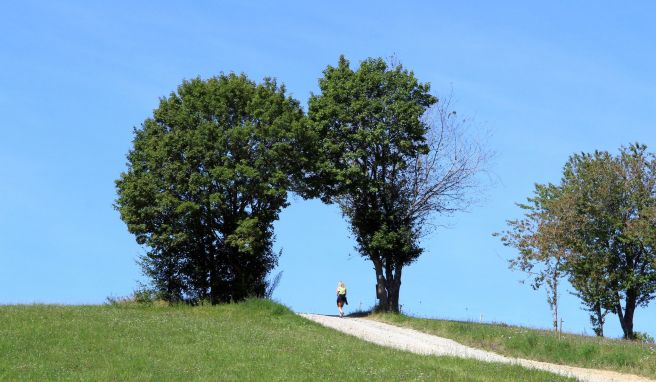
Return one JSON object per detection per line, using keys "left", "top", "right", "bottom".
{"left": 634, "top": 331, "right": 655, "bottom": 344}
{"left": 373, "top": 313, "right": 656, "bottom": 379}
{"left": 500, "top": 143, "right": 656, "bottom": 339}
{"left": 496, "top": 183, "right": 567, "bottom": 331}
{"left": 105, "top": 286, "right": 169, "bottom": 307}
{"left": 560, "top": 144, "right": 656, "bottom": 339}
{"left": 131, "top": 288, "right": 158, "bottom": 305}
{"left": 0, "top": 303, "right": 574, "bottom": 381}
{"left": 307, "top": 56, "right": 436, "bottom": 312}
{"left": 115, "top": 73, "right": 305, "bottom": 304}
{"left": 306, "top": 55, "right": 436, "bottom": 199}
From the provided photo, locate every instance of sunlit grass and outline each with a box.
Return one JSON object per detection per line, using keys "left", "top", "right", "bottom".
{"left": 372, "top": 312, "right": 656, "bottom": 379}
{"left": 0, "top": 299, "right": 574, "bottom": 381}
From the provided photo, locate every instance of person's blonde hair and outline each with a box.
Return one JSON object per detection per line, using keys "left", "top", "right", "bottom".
{"left": 338, "top": 281, "right": 345, "bottom": 288}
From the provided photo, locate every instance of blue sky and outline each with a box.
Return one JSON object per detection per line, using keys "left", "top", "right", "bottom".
{"left": 1, "top": 1, "right": 654, "bottom": 338}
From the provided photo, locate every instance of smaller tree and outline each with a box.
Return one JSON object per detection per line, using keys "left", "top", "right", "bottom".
{"left": 500, "top": 143, "right": 656, "bottom": 339}
{"left": 496, "top": 184, "right": 567, "bottom": 332}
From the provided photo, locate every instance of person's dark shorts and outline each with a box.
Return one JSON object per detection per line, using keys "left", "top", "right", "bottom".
{"left": 337, "top": 294, "right": 347, "bottom": 304}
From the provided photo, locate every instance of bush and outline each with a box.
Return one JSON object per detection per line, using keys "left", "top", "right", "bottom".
{"left": 634, "top": 332, "right": 655, "bottom": 344}
{"left": 105, "top": 286, "right": 168, "bottom": 307}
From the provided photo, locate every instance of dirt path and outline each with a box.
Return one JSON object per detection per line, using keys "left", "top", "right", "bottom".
{"left": 300, "top": 314, "right": 654, "bottom": 382}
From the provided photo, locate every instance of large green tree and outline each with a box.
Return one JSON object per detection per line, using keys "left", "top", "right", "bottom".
{"left": 307, "top": 56, "right": 488, "bottom": 312}
{"left": 115, "top": 73, "right": 305, "bottom": 304}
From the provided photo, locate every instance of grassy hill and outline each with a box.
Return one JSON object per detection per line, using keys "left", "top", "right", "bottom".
{"left": 0, "top": 299, "right": 573, "bottom": 381}
{"left": 373, "top": 313, "right": 656, "bottom": 380}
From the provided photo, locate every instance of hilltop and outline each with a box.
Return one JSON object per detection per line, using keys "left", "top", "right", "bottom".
{"left": 0, "top": 299, "right": 572, "bottom": 381}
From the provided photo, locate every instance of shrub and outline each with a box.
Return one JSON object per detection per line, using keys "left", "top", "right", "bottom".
{"left": 634, "top": 332, "right": 655, "bottom": 344}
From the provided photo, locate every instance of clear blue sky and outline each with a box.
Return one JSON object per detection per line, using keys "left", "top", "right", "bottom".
{"left": 1, "top": 1, "right": 654, "bottom": 338}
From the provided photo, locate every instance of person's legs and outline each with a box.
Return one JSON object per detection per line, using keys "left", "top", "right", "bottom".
{"left": 337, "top": 301, "right": 344, "bottom": 317}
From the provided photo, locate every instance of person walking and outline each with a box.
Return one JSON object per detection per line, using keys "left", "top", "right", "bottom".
{"left": 336, "top": 281, "right": 348, "bottom": 317}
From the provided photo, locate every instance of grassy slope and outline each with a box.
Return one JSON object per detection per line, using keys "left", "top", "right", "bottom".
{"left": 0, "top": 300, "right": 574, "bottom": 382}
{"left": 372, "top": 313, "right": 656, "bottom": 379}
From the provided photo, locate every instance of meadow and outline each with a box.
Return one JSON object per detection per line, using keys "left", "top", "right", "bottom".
{"left": 0, "top": 299, "right": 575, "bottom": 381}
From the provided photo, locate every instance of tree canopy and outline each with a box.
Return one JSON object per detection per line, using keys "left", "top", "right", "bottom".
{"left": 307, "top": 56, "right": 489, "bottom": 312}
{"left": 115, "top": 73, "right": 305, "bottom": 304}
{"left": 496, "top": 184, "right": 568, "bottom": 332}
{"left": 116, "top": 58, "right": 490, "bottom": 312}
{"left": 499, "top": 143, "right": 656, "bottom": 339}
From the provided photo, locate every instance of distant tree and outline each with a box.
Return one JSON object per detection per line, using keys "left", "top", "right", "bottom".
{"left": 498, "top": 182, "right": 611, "bottom": 336}
{"left": 115, "top": 73, "right": 305, "bottom": 304}
{"left": 500, "top": 144, "right": 656, "bottom": 339}
{"left": 307, "top": 56, "right": 490, "bottom": 312}
{"left": 559, "top": 145, "right": 656, "bottom": 339}
{"left": 496, "top": 184, "right": 567, "bottom": 333}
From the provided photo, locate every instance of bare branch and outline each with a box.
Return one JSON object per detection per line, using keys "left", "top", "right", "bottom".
{"left": 402, "top": 93, "right": 493, "bottom": 237}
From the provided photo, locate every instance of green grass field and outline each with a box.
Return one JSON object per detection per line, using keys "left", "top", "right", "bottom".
{"left": 372, "top": 313, "right": 656, "bottom": 379}
{"left": 0, "top": 299, "right": 574, "bottom": 381}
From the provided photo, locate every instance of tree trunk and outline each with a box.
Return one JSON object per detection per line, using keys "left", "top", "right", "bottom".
{"left": 373, "top": 259, "right": 388, "bottom": 310}
{"left": 623, "top": 305, "right": 635, "bottom": 340}
{"left": 551, "top": 289, "right": 558, "bottom": 332}
{"left": 548, "top": 272, "right": 558, "bottom": 332}
{"left": 623, "top": 291, "right": 637, "bottom": 340}
{"left": 387, "top": 277, "right": 401, "bottom": 312}
{"left": 207, "top": 209, "right": 220, "bottom": 305}
{"left": 388, "top": 261, "right": 402, "bottom": 313}
{"left": 209, "top": 260, "right": 219, "bottom": 305}
{"left": 592, "top": 302, "right": 604, "bottom": 337}
{"left": 615, "top": 291, "right": 637, "bottom": 340}
{"left": 372, "top": 257, "right": 402, "bottom": 313}
{"left": 231, "top": 249, "right": 244, "bottom": 302}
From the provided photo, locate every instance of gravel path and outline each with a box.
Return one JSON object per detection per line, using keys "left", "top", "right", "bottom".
{"left": 300, "top": 313, "right": 654, "bottom": 382}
